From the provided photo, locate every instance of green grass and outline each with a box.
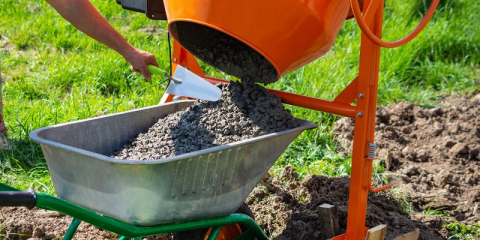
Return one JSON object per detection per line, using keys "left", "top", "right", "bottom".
{"left": 390, "top": 188, "right": 415, "bottom": 216}
{"left": 0, "top": 0, "right": 172, "bottom": 192}
{"left": 422, "top": 195, "right": 449, "bottom": 216}
{"left": 0, "top": 224, "right": 29, "bottom": 239}
{"left": 444, "top": 222, "right": 480, "bottom": 240}
{"left": 0, "top": 0, "right": 478, "bottom": 201}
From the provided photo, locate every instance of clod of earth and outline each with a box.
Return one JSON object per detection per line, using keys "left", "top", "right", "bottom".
{"left": 247, "top": 168, "right": 444, "bottom": 240}
{"left": 112, "top": 81, "right": 298, "bottom": 160}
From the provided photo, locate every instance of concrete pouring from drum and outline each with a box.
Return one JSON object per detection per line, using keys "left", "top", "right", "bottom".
{"left": 112, "top": 81, "right": 298, "bottom": 160}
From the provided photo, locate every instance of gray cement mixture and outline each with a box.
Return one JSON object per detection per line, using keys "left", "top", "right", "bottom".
{"left": 112, "top": 81, "right": 298, "bottom": 160}
{"left": 170, "top": 21, "right": 279, "bottom": 85}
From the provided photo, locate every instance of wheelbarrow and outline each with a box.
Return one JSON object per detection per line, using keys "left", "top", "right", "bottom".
{"left": 1, "top": 0, "right": 439, "bottom": 238}
{"left": 0, "top": 100, "right": 317, "bottom": 239}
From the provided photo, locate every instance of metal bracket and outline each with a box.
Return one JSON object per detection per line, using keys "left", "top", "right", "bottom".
{"left": 364, "top": 142, "right": 392, "bottom": 193}
{"left": 367, "top": 142, "right": 376, "bottom": 159}
{"left": 164, "top": 73, "right": 182, "bottom": 84}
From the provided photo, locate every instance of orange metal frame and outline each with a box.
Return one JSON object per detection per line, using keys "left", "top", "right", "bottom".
{"left": 160, "top": 0, "right": 438, "bottom": 239}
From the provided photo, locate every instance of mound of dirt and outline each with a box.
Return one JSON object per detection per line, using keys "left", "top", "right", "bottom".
{"left": 112, "top": 81, "right": 298, "bottom": 160}
{"left": 247, "top": 167, "right": 444, "bottom": 240}
{"left": 334, "top": 94, "right": 480, "bottom": 226}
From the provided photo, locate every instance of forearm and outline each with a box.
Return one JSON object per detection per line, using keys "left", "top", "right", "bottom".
{"left": 45, "top": 0, "right": 134, "bottom": 58}
{"left": 47, "top": 0, "right": 159, "bottom": 80}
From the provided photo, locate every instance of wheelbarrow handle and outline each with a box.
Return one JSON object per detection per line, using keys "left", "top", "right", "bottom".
{"left": 0, "top": 189, "right": 37, "bottom": 209}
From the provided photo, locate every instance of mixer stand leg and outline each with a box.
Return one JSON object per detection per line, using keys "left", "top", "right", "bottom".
{"left": 344, "top": 0, "right": 389, "bottom": 239}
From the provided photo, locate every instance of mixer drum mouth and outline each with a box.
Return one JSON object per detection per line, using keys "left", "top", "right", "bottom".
{"left": 165, "top": 0, "right": 350, "bottom": 84}
{"left": 169, "top": 21, "right": 278, "bottom": 84}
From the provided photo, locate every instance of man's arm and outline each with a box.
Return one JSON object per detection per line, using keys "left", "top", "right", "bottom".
{"left": 46, "top": 0, "right": 158, "bottom": 80}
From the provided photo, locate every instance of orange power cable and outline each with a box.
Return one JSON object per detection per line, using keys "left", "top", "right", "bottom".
{"left": 350, "top": 0, "right": 440, "bottom": 48}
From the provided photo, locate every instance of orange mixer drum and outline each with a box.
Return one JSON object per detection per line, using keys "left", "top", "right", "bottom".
{"left": 165, "top": 0, "right": 351, "bottom": 84}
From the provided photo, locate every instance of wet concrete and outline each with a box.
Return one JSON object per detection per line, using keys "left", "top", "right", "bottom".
{"left": 170, "top": 21, "right": 278, "bottom": 85}
{"left": 112, "top": 81, "right": 298, "bottom": 160}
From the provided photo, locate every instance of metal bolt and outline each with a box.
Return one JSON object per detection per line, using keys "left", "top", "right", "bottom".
{"left": 173, "top": 58, "right": 177, "bottom": 62}
{"left": 359, "top": 93, "right": 364, "bottom": 98}
{"left": 357, "top": 112, "right": 363, "bottom": 117}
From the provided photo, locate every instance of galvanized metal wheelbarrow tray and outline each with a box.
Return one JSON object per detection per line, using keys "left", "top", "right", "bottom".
{"left": 0, "top": 100, "right": 317, "bottom": 239}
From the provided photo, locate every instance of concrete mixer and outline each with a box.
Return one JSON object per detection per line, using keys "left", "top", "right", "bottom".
{"left": 118, "top": 0, "right": 440, "bottom": 239}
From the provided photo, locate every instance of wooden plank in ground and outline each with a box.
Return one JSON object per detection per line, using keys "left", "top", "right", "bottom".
{"left": 392, "top": 229, "right": 420, "bottom": 240}
{"left": 365, "top": 224, "right": 387, "bottom": 240}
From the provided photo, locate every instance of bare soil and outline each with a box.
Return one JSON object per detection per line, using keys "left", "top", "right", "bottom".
{"left": 1, "top": 37, "right": 15, "bottom": 53}
{"left": 247, "top": 169, "right": 444, "bottom": 240}
{"left": 0, "top": 207, "right": 171, "bottom": 240}
{"left": 334, "top": 94, "right": 480, "bottom": 227}
{"left": 1, "top": 94, "right": 479, "bottom": 239}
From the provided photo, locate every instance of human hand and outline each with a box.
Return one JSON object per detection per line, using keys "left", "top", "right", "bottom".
{"left": 123, "top": 47, "right": 159, "bottom": 81}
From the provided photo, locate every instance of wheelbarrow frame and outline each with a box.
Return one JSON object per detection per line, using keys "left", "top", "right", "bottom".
{"left": 0, "top": 183, "right": 268, "bottom": 240}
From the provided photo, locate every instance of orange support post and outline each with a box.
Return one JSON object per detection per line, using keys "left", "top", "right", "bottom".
{"left": 345, "top": 0, "right": 384, "bottom": 239}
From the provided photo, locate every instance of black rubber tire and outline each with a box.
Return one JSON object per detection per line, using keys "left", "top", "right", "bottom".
{"left": 173, "top": 202, "right": 255, "bottom": 240}
{"left": 235, "top": 202, "right": 255, "bottom": 233}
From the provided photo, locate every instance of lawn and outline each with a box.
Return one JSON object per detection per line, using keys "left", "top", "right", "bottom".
{"left": 0, "top": 0, "right": 479, "bottom": 236}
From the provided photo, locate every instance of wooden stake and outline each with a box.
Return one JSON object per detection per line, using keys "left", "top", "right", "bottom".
{"left": 318, "top": 203, "right": 340, "bottom": 240}
{"left": 365, "top": 224, "right": 387, "bottom": 240}
{"left": 393, "top": 229, "right": 420, "bottom": 240}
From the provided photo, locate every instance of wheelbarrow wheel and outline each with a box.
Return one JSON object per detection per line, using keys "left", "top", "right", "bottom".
{"left": 173, "top": 202, "right": 255, "bottom": 240}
